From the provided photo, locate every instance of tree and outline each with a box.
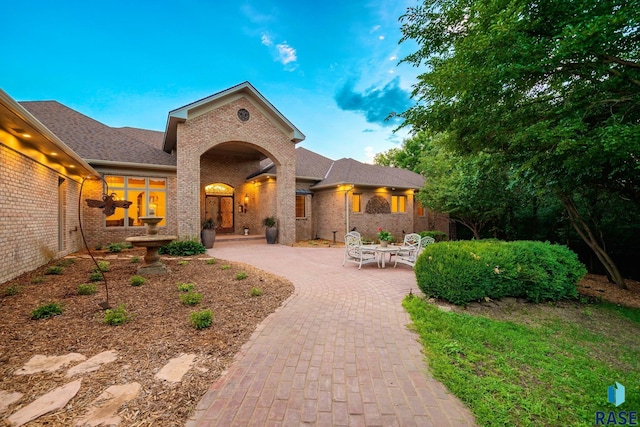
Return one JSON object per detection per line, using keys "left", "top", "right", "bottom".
{"left": 376, "top": 132, "right": 515, "bottom": 239}
{"left": 398, "top": 0, "right": 640, "bottom": 287}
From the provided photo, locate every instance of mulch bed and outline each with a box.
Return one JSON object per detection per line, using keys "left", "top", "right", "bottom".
{"left": 0, "top": 248, "right": 294, "bottom": 426}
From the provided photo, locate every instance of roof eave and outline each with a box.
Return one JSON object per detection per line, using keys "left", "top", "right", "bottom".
{"left": 86, "top": 159, "right": 177, "bottom": 172}
{"left": 0, "top": 89, "right": 98, "bottom": 180}
{"left": 310, "top": 181, "right": 421, "bottom": 191}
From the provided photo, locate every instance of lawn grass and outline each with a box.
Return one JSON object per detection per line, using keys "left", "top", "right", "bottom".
{"left": 403, "top": 295, "right": 640, "bottom": 426}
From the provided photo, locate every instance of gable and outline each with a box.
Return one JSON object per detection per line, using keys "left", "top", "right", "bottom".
{"left": 163, "top": 82, "right": 305, "bottom": 153}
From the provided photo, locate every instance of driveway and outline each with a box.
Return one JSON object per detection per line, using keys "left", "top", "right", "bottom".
{"left": 187, "top": 241, "right": 476, "bottom": 426}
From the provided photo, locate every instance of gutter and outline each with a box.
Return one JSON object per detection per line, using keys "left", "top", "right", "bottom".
{"left": 85, "top": 159, "right": 177, "bottom": 172}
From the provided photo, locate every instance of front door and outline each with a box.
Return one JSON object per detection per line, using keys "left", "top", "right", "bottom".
{"left": 205, "top": 195, "right": 234, "bottom": 233}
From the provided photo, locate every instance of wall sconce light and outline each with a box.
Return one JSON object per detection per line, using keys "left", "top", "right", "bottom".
{"left": 243, "top": 194, "right": 249, "bottom": 213}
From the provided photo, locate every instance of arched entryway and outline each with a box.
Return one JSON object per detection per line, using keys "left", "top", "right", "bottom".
{"left": 204, "top": 183, "right": 235, "bottom": 233}
{"left": 169, "top": 82, "right": 305, "bottom": 244}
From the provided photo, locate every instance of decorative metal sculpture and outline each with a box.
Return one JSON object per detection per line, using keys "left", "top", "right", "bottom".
{"left": 85, "top": 193, "right": 132, "bottom": 216}
{"left": 82, "top": 190, "right": 132, "bottom": 309}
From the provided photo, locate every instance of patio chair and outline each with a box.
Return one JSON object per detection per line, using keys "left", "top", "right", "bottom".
{"left": 343, "top": 232, "right": 379, "bottom": 269}
{"left": 394, "top": 235, "right": 435, "bottom": 268}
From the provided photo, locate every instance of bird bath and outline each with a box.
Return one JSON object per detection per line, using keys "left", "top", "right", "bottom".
{"left": 125, "top": 217, "right": 177, "bottom": 274}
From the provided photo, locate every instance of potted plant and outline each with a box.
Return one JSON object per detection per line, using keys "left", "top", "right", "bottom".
{"left": 263, "top": 216, "right": 278, "bottom": 244}
{"left": 377, "top": 227, "right": 392, "bottom": 247}
{"left": 201, "top": 218, "right": 216, "bottom": 249}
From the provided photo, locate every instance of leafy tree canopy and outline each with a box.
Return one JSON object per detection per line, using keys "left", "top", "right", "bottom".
{"left": 399, "top": 0, "right": 640, "bottom": 201}
{"left": 398, "top": 0, "right": 640, "bottom": 286}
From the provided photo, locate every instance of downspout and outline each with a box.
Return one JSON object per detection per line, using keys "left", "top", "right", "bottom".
{"left": 345, "top": 184, "right": 354, "bottom": 236}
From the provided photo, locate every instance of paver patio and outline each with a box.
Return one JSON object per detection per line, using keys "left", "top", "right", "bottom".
{"left": 186, "top": 241, "right": 476, "bottom": 426}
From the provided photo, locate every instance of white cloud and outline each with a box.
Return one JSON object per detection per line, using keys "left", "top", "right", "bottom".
{"left": 364, "top": 146, "right": 375, "bottom": 164}
{"left": 389, "top": 55, "right": 397, "bottom": 61}
{"left": 370, "top": 25, "right": 381, "bottom": 33}
{"left": 379, "top": 35, "right": 385, "bottom": 40}
{"left": 260, "top": 35, "right": 299, "bottom": 71}
{"left": 277, "top": 42, "right": 297, "bottom": 64}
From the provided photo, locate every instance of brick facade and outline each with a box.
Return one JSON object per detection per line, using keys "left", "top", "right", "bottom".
{"left": 0, "top": 144, "right": 84, "bottom": 283}
{"left": 176, "top": 98, "right": 298, "bottom": 244}
{"left": 313, "top": 187, "right": 449, "bottom": 243}
{"left": 78, "top": 172, "right": 178, "bottom": 249}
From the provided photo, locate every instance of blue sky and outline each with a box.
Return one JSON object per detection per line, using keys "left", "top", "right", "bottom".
{"left": 3, "top": 0, "right": 422, "bottom": 163}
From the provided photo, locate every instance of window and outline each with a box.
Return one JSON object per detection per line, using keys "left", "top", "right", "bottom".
{"left": 104, "top": 175, "right": 167, "bottom": 227}
{"left": 391, "top": 195, "right": 406, "bottom": 213}
{"left": 417, "top": 201, "right": 425, "bottom": 217}
{"left": 296, "top": 195, "right": 306, "bottom": 218}
{"left": 352, "top": 194, "right": 361, "bottom": 212}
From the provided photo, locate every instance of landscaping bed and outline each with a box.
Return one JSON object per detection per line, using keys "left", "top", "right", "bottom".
{"left": 0, "top": 247, "right": 294, "bottom": 426}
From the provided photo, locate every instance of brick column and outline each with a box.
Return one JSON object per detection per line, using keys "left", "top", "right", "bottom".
{"left": 277, "top": 158, "right": 296, "bottom": 245}
{"left": 176, "top": 127, "right": 200, "bottom": 240}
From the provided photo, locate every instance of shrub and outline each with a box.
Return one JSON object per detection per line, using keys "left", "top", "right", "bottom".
{"left": 177, "top": 260, "right": 189, "bottom": 266}
{"left": 250, "top": 287, "right": 263, "bottom": 297}
{"left": 45, "top": 266, "right": 64, "bottom": 275}
{"left": 415, "top": 240, "right": 586, "bottom": 305}
{"left": 89, "top": 271, "right": 103, "bottom": 282}
{"left": 108, "top": 242, "right": 130, "bottom": 252}
{"left": 236, "top": 271, "right": 248, "bottom": 280}
{"left": 190, "top": 309, "right": 213, "bottom": 329}
{"left": 206, "top": 258, "right": 216, "bottom": 265}
{"left": 130, "top": 275, "right": 146, "bottom": 287}
{"left": 31, "top": 302, "right": 63, "bottom": 319}
{"left": 31, "top": 277, "right": 45, "bottom": 284}
{"left": 56, "top": 258, "right": 75, "bottom": 267}
{"left": 180, "top": 292, "right": 203, "bottom": 306}
{"left": 221, "top": 265, "right": 231, "bottom": 270}
{"left": 131, "top": 256, "right": 141, "bottom": 264}
{"left": 418, "top": 230, "right": 448, "bottom": 242}
{"left": 94, "top": 261, "right": 110, "bottom": 272}
{"left": 159, "top": 239, "right": 206, "bottom": 256}
{"left": 177, "top": 282, "right": 195, "bottom": 292}
{"left": 4, "top": 283, "right": 21, "bottom": 296}
{"left": 106, "top": 243, "right": 123, "bottom": 253}
{"left": 77, "top": 283, "right": 97, "bottom": 295}
{"left": 103, "top": 304, "right": 132, "bottom": 325}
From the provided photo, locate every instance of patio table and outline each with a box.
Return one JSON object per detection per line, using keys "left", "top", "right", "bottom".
{"left": 361, "top": 244, "right": 401, "bottom": 268}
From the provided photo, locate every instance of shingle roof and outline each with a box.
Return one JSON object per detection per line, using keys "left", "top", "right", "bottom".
{"left": 20, "top": 101, "right": 176, "bottom": 167}
{"left": 18, "top": 100, "right": 422, "bottom": 188}
{"left": 253, "top": 147, "right": 424, "bottom": 189}
{"left": 295, "top": 147, "right": 335, "bottom": 179}
{"left": 117, "top": 127, "right": 164, "bottom": 151}
{"left": 313, "top": 157, "right": 424, "bottom": 189}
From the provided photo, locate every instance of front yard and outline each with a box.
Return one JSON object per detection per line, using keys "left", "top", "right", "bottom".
{"left": 0, "top": 247, "right": 293, "bottom": 426}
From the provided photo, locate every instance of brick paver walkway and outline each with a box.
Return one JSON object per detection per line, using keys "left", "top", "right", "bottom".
{"left": 186, "top": 242, "right": 476, "bottom": 426}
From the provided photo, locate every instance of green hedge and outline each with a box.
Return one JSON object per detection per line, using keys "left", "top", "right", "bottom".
{"left": 415, "top": 240, "right": 586, "bottom": 305}
{"left": 159, "top": 239, "right": 206, "bottom": 256}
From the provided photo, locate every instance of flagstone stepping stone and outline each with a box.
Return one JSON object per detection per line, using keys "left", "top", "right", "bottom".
{"left": 154, "top": 353, "right": 196, "bottom": 383}
{"left": 66, "top": 350, "right": 118, "bottom": 377}
{"left": 74, "top": 382, "right": 141, "bottom": 427}
{"left": 7, "top": 380, "right": 81, "bottom": 426}
{"left": 15, "top": 353, "right": 86, "bottom": 375}
{"left": 0, "top": 390, "right": 23, "bottom": 414}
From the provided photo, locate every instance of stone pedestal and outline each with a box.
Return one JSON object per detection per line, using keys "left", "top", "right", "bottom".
{"left": 125, "top": 217, "right": 176, "bottom": 275}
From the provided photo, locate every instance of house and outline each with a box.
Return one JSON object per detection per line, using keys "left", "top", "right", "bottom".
{"left": 0, "top": 82, "right": 448, "bottom": 283}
